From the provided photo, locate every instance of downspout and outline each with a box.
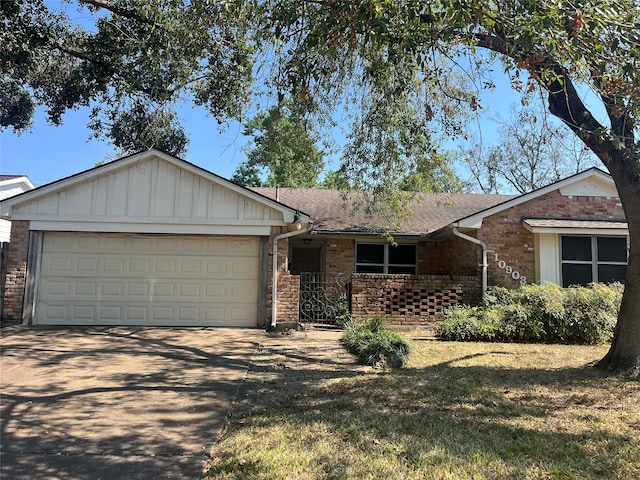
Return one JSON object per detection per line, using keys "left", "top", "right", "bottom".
{"left": 271, "top": 221, "right": 313, "bottom": 328}
{"left": 452, "top": 226, "right": 488, "bottom": 294}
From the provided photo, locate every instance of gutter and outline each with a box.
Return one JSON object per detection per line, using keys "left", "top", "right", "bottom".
{"left": 271, "top": 217, "right": 313, "bottom": 328}
{"left": 452, "top": 226, "right": 488, "bottom": 294}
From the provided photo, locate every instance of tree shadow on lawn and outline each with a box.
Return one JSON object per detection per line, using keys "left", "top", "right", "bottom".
{"left": 211, "top": 347, "right": 640, "bottom": 479}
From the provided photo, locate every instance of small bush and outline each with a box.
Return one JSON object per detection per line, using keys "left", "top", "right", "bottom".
{"left": 340, "top": 316, "right": 411, "bottom": 367}
{"left": 437, "top": 283, "right": 622, "bottom": 345}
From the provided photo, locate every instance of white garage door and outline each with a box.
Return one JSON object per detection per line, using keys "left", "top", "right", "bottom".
{"left": 35, "top": 232, "right": 260, "bottom": 326}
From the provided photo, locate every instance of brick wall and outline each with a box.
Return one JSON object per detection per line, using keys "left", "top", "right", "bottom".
{"left": 266, "top": 227, "right": 289, "bottom": 326}
{"left": 324, "top": 238, "right": 354, "bottom": 273}
{"left": 1, "top": 220, "right": 30, "bottom": 325}
{"left": 276, "top": 273, "right": 300, "bottom": 323}
{"left": 478, "top": 190, "right": 624, "bottom": 288}
{"left": 351, "top": 274, "right": 481, "bottom": 325}
{"left": 420, "top": 238, "right": 479, "bottom": 275}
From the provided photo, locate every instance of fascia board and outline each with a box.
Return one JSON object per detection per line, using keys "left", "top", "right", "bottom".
{"left": 522, "top": 224, "right": 628, "bottom": 236}
{"left": 0, "top": 176, "right": 35, "bottom": 189}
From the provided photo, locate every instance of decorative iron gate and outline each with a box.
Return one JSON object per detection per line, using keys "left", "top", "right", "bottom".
{"left": 299, "top": 272, "right": 351, "bottom": 325}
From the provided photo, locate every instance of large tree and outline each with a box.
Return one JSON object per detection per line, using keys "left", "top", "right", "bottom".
{"left": 262, "top": 1, "right": 640, "bottom": 378}
{"left": 1, "top": 0, "right": 255, "bottom": 155}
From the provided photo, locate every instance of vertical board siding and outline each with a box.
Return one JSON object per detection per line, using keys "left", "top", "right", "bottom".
{"left": 12, "top": 156, "right": 284, "bottom": 224}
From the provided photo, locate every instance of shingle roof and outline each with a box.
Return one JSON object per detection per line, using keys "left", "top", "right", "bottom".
{"left": 523, "top": 218, "right": 628, "bottom": 230}
{"left": 251, "top": 188, "right": 515, "bottom": 235}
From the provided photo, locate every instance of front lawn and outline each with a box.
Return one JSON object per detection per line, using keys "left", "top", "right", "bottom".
{"left": 205, "top": 341, "right": 640, "bottom": 479}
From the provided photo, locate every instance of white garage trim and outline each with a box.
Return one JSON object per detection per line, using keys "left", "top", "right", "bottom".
{"left": 28, "top": 220, "right": 273, "bottom": 236}
{"left": 34, "top": 232, "right": 260, "bottom": 327}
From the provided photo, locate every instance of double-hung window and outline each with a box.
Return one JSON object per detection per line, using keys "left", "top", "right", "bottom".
{"left": 355, "top": 243, "right": 417, "bottom": 274}
{"left": 561, "top": 236, "right": 627, "bottom": 287}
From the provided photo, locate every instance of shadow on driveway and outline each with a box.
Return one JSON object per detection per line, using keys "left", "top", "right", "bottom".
{"left": 0, "top": 326, "right": 261, "bottom": 479}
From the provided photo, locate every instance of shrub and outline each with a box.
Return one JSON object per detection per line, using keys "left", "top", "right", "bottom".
{"left": 340, "top": 316, "right": 412, "bottom": 367}
{"left": 436, "top": 283, "right": 622, "bottom": 345}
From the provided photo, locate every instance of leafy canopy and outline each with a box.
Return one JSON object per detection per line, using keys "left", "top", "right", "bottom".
{"left": 1, "top": 0, "right": 256, "bottom": 156}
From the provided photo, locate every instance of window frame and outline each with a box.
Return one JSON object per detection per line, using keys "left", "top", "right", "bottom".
{"left": 560, "top": 235, "right": 628, "bottom": 287}
{"left": 355, "top": 243, "right": 417, "bottom": 274}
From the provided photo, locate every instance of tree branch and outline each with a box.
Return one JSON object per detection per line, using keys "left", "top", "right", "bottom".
{"left": 78, "top": 0, "right": 157, "bottom": 26}
{"left": 473, "top": 32, "right": 622, "bottom": 165}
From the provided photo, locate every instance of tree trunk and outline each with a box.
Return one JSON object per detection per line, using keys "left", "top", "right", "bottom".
{"left": 595, "top": 154, "right": 640, "bottom": 380}
{"left": 538, "top": 61, "right": 640, "bottom": 380}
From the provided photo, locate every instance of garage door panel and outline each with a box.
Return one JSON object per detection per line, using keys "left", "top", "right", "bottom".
{"left": 36, "top": 233, "right": 260, "bottom": 326}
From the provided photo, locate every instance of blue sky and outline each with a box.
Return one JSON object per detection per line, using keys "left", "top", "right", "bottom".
{"left": 0, "top": 76, "right": 522, "bottom": 189}
{"left": 0, "top": 104, "right": 254, "bottom": 187}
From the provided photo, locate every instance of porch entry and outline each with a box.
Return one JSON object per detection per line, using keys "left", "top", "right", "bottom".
{"left": 299, "top": 272, "right": 352, "bottom": 325}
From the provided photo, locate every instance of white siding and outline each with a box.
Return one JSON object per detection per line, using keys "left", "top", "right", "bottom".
{"left": 535, "top": 233, "right": 560, "bottom": 284}
{"left": 0, "top": 219, "right": 10, "bottom": 242}
{"left": 12, "top": 157, "right": 284, "bottom": 227}
{"left": 1, "top": 178, "right": 35, "bottom": 241}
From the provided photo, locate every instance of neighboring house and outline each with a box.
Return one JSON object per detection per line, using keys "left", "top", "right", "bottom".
{"left": 0, "top": 149, "right": 628, "bottom": 328}
{"left": 0, "top": 175, "right": 36, "bottom": 243}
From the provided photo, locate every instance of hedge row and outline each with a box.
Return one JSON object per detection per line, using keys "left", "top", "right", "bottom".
{"left": 436, "top": 283, "right": 623, "bottom": 345}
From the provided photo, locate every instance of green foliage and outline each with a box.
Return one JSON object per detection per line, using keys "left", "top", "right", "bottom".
{"left": 2, "top": 0, "right": 255, "bottom": 153}
{"left": 327, "top": 292, "right": 352, "bottom": 327}
{"left": 95, "top": 102, "right": 188, "bottom": 157}
{"left": 233, "top": 99, "right": 325, "bottom": 188}
{"left": 230, "top": 162, "right": 265, "bottom": 187}
{"left": 319, "top": 169, "right": 352, "bottom": 190}
{"left": 437, "top": 283, "right": 623, "bottom": 345}
{"left": 340, "top": 316, "right": 411, "bottom": 368}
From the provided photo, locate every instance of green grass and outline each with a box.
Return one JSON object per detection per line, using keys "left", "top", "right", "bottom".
{"left": 205, "top": 341, "right": 640, "bottom": 479}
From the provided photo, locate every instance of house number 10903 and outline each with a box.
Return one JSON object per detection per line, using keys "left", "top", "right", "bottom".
{"left": 490, "top": 252, "right": 527, "bottom": 285}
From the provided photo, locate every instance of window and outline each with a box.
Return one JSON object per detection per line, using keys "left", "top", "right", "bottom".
{"left": 561, "top": 236, "right": 627, "bottom": 287}
{"left": 355, "top": 243, "right": 416, "bottom": 274}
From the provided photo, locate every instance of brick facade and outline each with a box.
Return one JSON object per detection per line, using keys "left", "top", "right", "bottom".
{"left": 420, "top": 237, "right": 479, "bottom": 276}
{"left": 1, "top": 184, "right": 623, "bottom": 329}
{"left": 1, "top": 220, "right": 30, "bottom": 325}
{"left": 276, "top": 273, "right": 300, "bottom": 323}
{"left": 478, "top": 190, "right": 625, "bottom": 289}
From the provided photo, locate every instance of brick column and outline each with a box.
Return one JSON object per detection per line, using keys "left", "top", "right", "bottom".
{"left": 1, "top": 220, "right": 30, "bottom": 325}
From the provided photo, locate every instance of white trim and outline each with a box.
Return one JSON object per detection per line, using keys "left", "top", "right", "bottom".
{"left": 456, "top": 168, "right": 616, "bottom": 229}
{"left": 524, "top": 226, "right": 628, "bottom": 236}
{"left": 0, "top": 176, "right": 36, "bottom": 190}
{"left": 12, "top": 214, "right": 286, "bottom": 226}
{"left": 28, "top": 221, "right": 273, "bottom": 236}
{"left": 535, "top": 233, "right": 560, "bottom": 284}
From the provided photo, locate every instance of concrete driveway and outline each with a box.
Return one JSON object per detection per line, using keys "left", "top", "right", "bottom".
{"left": 0, "top": 326, "right": 262, "bottom": 479}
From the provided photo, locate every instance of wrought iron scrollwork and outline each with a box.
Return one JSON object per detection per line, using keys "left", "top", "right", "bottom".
{"left": 299, "top": 272, "right": 351, "bottom": 325}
